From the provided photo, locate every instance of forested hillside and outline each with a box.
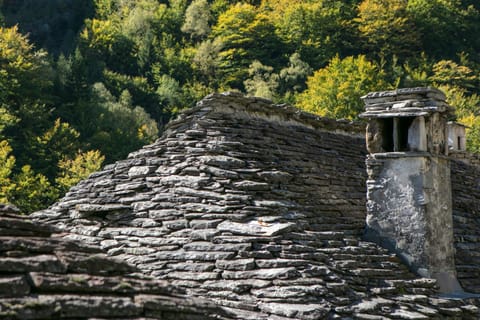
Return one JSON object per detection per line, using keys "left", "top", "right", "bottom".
{"left": 1, "top": 0, "right": 479, "bottom": 212}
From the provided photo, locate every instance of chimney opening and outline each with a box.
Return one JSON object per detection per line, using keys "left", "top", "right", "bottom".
{"left": 378, "top": 117, "right": 417, "bottom": 152}
{"left": 398, "top": 116, "right": 415, "bottom": 151}
{"left": 380, "top": 118, "right": 394, "bottom": 152}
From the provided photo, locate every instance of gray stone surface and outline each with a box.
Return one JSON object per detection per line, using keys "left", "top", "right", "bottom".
{"left": 0, "top": 215, "right": 231, "bottom": 319}
{"left": 365, "top": 155, "right": 459, "bottom": 293}
{"left": 361, "top": 88, "right": 466, "bottom": 294}
{"left": 29, "top": 92, "right": 480, "bottom": 319}
{"left": 450, "top": 157, "right": 480, "bottom": 294}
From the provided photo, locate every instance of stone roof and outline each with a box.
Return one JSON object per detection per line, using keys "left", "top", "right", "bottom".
{"left": 0, "top": 209, "right": 231, "bottom": 319}
{"left": 32, "top": 92, "right": 480, "bottom": 319}
{"left": 360, "top": 87, "right": 452, "bottom": 118}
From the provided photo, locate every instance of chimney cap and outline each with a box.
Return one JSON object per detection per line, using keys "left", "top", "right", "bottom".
{"left": 360, "top": 87, "right": 452, "bottom": 119}
{"left": 361, "top": 87, "right": 446, "bottom": 103}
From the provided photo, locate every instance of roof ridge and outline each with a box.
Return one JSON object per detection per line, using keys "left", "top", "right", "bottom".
{"left": 164, "top": 92, "right": 365, "bottom": 138}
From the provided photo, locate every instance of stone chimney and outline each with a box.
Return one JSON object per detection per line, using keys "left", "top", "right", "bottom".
{"left": 359, "top": 87, "right": 462, "bottom": 294}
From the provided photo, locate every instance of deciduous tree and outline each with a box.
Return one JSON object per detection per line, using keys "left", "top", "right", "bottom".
{"left": 297, "top": 55, "right": 389, "bottom": 119}
{"left": 56, "top": 150, "right": 105, "bottom": 193}
{"left": 181, "top": 0, "right": 212, "bottom": 40}
{"left": 7, "top": 165, "right": 58, "bottom": 213}
{"left": 356, "top": 0, "right": 420, "bottom": 60}
{"left": 211, "top": 3, "right": 283, "bottom": 89}
{"left": 244, "top": 60, "right": 279, "bottom": 100}
{"left": 269, "top": 0, "right": 357, "bottom": 69}
{"left": 0, "top": 140, "right": 15, "bottom": 204}
{"left": 407, "top": 0, "right": 480, "bottom": 60}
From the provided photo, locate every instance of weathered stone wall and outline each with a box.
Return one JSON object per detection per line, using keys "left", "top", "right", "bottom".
{"left": 365, "top": 154, "right": 458, "bottom": 293}
{"left": 450, "top": 151, "right": 480, "bottom": 167}
{"left": 361, "top": 147, "right": 480, "bottom": 294}
{"left": 450, "top": 155, "right": 480, "bottom": 293}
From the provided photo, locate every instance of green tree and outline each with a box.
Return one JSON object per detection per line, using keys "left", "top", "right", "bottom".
{"left": 278, "top": 52, "right": 312, "bottom": 101}
{"left": 0, "top": 107, "right": 18, "bottom": 140}
{"left": 181, "top": 0, "right": 212, "bottom": 40}
{"left": 211, "top": 3, "right": 283, "bottom": 89}
{"left": 0, "top": 140, "right": 15, "bottom": 203}
{"left": 192, "top": 39, "right": 223, "bottom": 88}
{"left": 94, "top": 0, "right": 118, "bottom": 19}
{"left": 56, "top": 150, "right": 105, "bottom": 193}
{"left": 0, "top": 25, "right": 52, "bottom": 109}
{"left": 407, "top": 0, "right": 480, "bottom": 60}
{"left": 31, "top": 119, "right": 81, "bottom": 180}
{"left": 425, "top": 60, "right": 480, "bottom": 153}
{"left": 268, "top": 0, "right": 357, "bottom": 69}
{"left": 461, "top": 116, "right": 480, "bottom": 154}
{"left": 244, "top": 60, "right": 279, "bottom": 100}
{"left": 88, "top": 83, "right": 158, "bottom": 162}
{"left": 103, "top": 69, "right": 160, "bottom": 121}
{"left": 398, "top": 53, "right": 432, "bottom": 88}
{"left": 430, "top": 60, "right": 477, "bottom": 89}
{"left": 80, "top": 18, "right": 137, "bottom": 75}
{"left": 297, "top": 55, "right": 389, "bottom": 119}
{"left": 0, "top": 138, "right": 59, "bottom": 212}
{"left": 441, "top": 85, "right": 480, "bottom": 120}
{"left": 7, "top": 165, "right": 58, "bottom": 213}
{"left": 436, "top": 84, "right": 480, "bottom": 153}
{"left": 0, "top": 25, "right": 54, "bottom": 167}
{"left": 356, "top": 0, "right": 420, "bottom": 60}
{"left": 155, "top": 74, "right": 183, "bottom": 110}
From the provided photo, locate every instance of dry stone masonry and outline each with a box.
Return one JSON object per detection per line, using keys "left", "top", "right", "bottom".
{"left": 450, "top": 157, "right": 480, "bottom": 294}
{"left": 0, "top": 207, "right": 231, "bottom": 319}
{"left": 30, "top": 91, "right": 480, "bottom": 319}
{"left": 360, "top": 88, "right": 460, "bottom": 293}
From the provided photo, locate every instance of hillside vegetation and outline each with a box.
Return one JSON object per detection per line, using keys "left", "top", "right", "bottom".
{"left": 1, "top": 0, "right": 479, "bottom": 212}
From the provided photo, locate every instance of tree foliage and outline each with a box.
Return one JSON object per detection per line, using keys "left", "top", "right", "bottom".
{"left": 407, "top": 0, "right": 480, "bottom": 60}
{"left": 7, "top": 165, "right": 58, "bottom": 214}
{"left": 244, "top": 61, "right": 279, "bottom": 100}
{"left": 266, "top": 0, "right": 357, "bottom": 69}
{"left": 297, "top": 55, "right": 389, "bottom": 119}
{"left": 56, "top": 150, "right": 105, "bottom": 193}
{"left": 356, "top": 0, "right": 420, "bottom": 60}
{"left": 211, "top": 3, "right": 283, "bottom": 89}
{"left": 182, "top": 0, "right": 212, "bottom": 40}
{"left": 0, "top": 140, "right": 15, "bottom": 203}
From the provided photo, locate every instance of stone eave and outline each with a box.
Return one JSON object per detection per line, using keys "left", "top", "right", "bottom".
{"left": 359, "top": 111, "right": 431, "bottom": 118}
{"left": 360, "top": 87, "right": 454, "bottom": 119}
{"left": 361, "top": 87, "right": 447, "bottom": 105}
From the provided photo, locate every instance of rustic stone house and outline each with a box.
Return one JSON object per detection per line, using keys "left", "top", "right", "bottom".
{"left": 3, "top": 88, "right": 480, "bottom": 318}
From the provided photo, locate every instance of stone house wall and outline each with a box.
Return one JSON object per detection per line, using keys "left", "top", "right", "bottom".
{"left": 450, "top": 154, "right": 480, "bottom": 293}
{"left": 450, "top": 151, "right": 480, "bottom": 167}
